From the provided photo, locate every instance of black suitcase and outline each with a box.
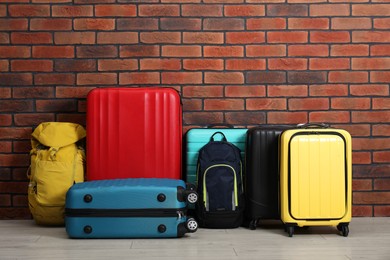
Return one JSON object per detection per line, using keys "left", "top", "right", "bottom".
{"left": 244, "top": 125, "right": 290, "bottom": 230}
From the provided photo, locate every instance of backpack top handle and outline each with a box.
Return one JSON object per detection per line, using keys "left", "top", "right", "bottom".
{"left": 210, "top": 131, "right": 227, "bottom": 142}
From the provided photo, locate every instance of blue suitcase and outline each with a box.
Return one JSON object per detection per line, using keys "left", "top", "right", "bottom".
{"left": 65, "top": 178, "right": 198, "bottom": 238}
{"left": 184, "top": 128, "right": 248, "bottom": 185}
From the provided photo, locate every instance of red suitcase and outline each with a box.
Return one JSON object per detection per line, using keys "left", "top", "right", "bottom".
{"left": 86, "top": 87, "right": 182, "bottom": 181}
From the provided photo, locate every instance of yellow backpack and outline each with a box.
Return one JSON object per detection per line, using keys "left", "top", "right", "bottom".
{"left": 28, "top": 122, "right": 86, "bottom": 226}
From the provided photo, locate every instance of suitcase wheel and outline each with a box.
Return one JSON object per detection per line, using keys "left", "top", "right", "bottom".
{"left": 337, "top": 224, "right": 349, "bottom": 237}
{"left": 285, "top": 226, "right": 294, "bottom": 237}
{"left": 186, "top": 191, "right": 198, "bottom": 204}
{"left": 186, "top": 218, "right": 198, "bottom": 233}
{"left": 249, "top": 219, "right": 258, "bottom": 230}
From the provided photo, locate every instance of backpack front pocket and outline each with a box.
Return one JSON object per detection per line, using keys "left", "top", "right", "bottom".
{"left": 203, "top": 164, "right": 238, "bottom": 212}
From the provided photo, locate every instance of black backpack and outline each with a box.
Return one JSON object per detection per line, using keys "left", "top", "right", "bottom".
{"left": 196, "top": 132, "right": 244, "bottom": 228}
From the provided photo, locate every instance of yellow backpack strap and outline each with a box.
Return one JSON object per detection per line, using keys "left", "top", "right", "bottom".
{"left": 49, "top": 147, "right": 59, "bottom": 161}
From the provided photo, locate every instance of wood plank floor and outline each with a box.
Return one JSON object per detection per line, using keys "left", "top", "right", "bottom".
{"left": 0, "top": 218, "right": 389, "bottom": 260}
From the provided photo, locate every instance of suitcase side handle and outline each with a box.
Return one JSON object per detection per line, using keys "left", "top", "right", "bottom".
{"left": 210, "top": 131, "right": 227, "bottom": 142}
{"left": 297, "top": 123, "right": 330, "bottom": 129}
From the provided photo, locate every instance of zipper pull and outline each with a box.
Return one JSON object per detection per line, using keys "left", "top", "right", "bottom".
{"left": 177, "top": 211, "right": 183, "bottom": 220}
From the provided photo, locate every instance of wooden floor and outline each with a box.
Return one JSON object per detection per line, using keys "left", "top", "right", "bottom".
{"left": 0, "top": 218, "right": 389, "bottom": 260}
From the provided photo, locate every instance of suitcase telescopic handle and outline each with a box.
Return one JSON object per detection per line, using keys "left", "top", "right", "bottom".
{"left": 210, "top": 131, "right": 227, "bottom": 142}
{"left": 206, "top": 124, "right": 234, "bottom": 128}
{"left": 297, "top": 123, "right": 330, "bottom": 129}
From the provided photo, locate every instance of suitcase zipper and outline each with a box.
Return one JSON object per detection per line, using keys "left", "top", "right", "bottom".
{"left": 65, "top": 208, "right": 186, "bottom": 218}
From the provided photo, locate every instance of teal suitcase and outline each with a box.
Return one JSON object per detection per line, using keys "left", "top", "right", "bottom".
{"left": 184, "top": 128, "right": 248, "bottom": 186}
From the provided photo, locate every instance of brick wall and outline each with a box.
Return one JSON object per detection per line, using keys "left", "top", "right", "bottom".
{"left": 0, "top": 0, "right": 389, "bottom": 219}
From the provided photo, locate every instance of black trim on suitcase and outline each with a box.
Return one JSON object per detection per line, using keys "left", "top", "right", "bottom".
{"left": 287, "top": 131, "right": 349, "bottom": 221}
{"left": 65, "top": 208, "right": 186, "bottom": 218}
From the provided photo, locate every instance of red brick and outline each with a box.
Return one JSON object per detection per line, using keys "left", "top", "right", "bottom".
{"left": 14, "top": 113, "right": 55, "bottom": 126}
{"left": 350, "top": 84, "right": 389, "bottom": 96}
{"left": 353, "top": 192, "right": 390, "bottom": 204}
{"left": 353, "top": 179, "right": 373, "bottom": 191}
{"left": 373, "top": 151, "right": 390, "bottom": 163}
{"left": 311, "top": 31, "right": 350, "bottom": 43}
{"left": 121, "top": 45, "right": 160, "bottom": 57}
{"left": 55, "top": 32, "right": 95, "bottom": 44}
{"left": 310, "top": 4, "right": 350, "bottom": 16}
{"left": 352, "top": 152, "right": 372, "bottom": 165}
{"left": 288, "top": 45, "right": 329, "bottom": 57}
{"left": 226, "top": 59, "right": 266, "bottom": 71}
{"left": 371, "top": 71, "right": 390, "bottom": 83}
{"left": 204, "top": 99, "right": 244, "bottom": 110}
{"left": 247, "top": 72, "right": 286, "bottom": 84}
{"left": 353, "top": 31, "right": 390, "bottom": 43}
{"left": 34, "top": 73, "right": 74, "bottom": 85}
{"left": 56, "top": 87, "right": 94, "bottom": 98}
{"left": 11, "top": 60, "right": 53, "bottom": 72}
{"left": 0, "top": 155, "right": 29, "bottom": 167}
{"left": 332, "top": 97, "right": 370, "bottom": 110}
{"left": 352, "top": 58, "right": 390, "bottom": 70}
{"left": 8, "top": 5, "right": 50, "bottom": 17}
{"left": 371, "top": 45, "right": 390, "bottom": 56}
{"left": 77, "top": 73, "right": 117, "bottom": 85}
{"left": 329, "top": 71, "right": 368, "bottom": 83}
{"left": 97, "top": 32, "right": 138, "bottom": 44}
{"left": 139, "top": 4, "right": 179, "bottom": 16}
{"left": 184, "top": 112, "right": 224, "bottom": 125}
{"left": 288, "top": 71, "right": 327, "bottom": 84}
{"left": 0, "top": 73, "right": 32, "bottom": 86}
{"left": 353, "top": 111, "right": 390, "bottom": 123}
{"left": 247, "top": 18, "right": 286, "bottom": 30}
{"left": 13, "top": 87, "right": 54, "bottom": 98}
{"left": 183, "top": 99, "right": 202, "bottom": 111}
{"left": 160, "top": 18, "right": 201, "bottom": 30}
{"left": 182, "top": 4, "right": 222, "bottom": 17}
{"left": 0, "top": 18, "right": 27, "bottom": 31}
{"left": 30, "top": 18, "right": 72, "bottom": 31}
{"left": 267, "top": 4, "right": 308, "bottom": 16}
{"left": 226, "top": 111, "right": 266, "bottom": 125}
{"left": 141, "top": 32, "right": 181, "bottom": 44}
{"left": 289, "top": 98, "right": 329, "bottom": 110}
{"left": 57, "top": 114, "right": 86, "bottom": 125}
{"left": 74, "top": 18, "right": 115, "bottom": 30}
{"left": 183, "top": 32, "right": 224, "bottom": 44}
{"left": 162, "top": 45, "right": 201, "bottom": 57}
{"left": 0, "top": 115, "right": 12, "bottom": 126}
{"left": 268, "top": 112, "right": 307, "bottom": 124}
{"left": 11, "top": 32, "right": 52, "bottom": 44}
{"left": 0, "top": 128, "right": 31, "bottom": 139}
{"left": 352, "top": 4, "right": 390, "bottom": 16}
{"left": 332, "top": 18, "right": 372, "bottom": 30}
{"left": 268, "top": 85, "right": 307, "bottom": 97}
{"left": 36, "top": 99, "right": 77, "bottom": 112}
{"left": 247, "top": 98, "right": 286, "bottom": 110}
{"left": 332, "top": 124, "right": 370, "bottom": 137}
{"left": 373, "top": 98, "right": 390, "bottom": 110}
{"left": 372, "top": 124, "right": 390, "bottom": 136}
{"left": 120, "top": 72, "right": 160, "bottom": 85}
{"left": 182, "top": 86, "right": 223, "bottom": 98}
{"left": 374, "top": 206, "right": 390, "bottom": 217}
{"left": 226, "top": 32, "right": 265, "bottom": 44}
{"left": 95, "top": 4, "right": 136, "bottom": 17}
{"left": 268, "top": 32, "right": 308, "bottom": 43}
{"left": 331, "top": 44, "right": 369, "bottom": 57}
{"left": 162, "top": 72, "right": 202, "bottom": 84}
{"left": 184, "top": 59, "right": 224, "bottom": 71}
{"left": 117, "top": 18, "right": 158, "bottom": 30}
{"left": 141, "top": 59, "right": 181, "bottom": 70}
{"left": 225, "top": 86, "right": 266, "bottom": 97}
{"left": 0, "top": 33, "right": 9, "bottom": 43}
{"left": 33, "top": 46, "right": 74, "bottom": 58}
{"left": 205, "top": 72, "right": 244, "bottom": 84}
{"left": 0, "top": 60, "right": 8, "bottom": 72}
{"left": 77, "top": 46, "right": 117, "bottom": 58}
{"left": 269, "top": 58, "right": 307, "bottom": 70}
{"left": 0, "top": 88, "right": 11, "bottom": 98}
{"left": 52, "top": 5, "right": 93, "bottom": 17}
{"left": 204, "top": 46, "right": 244, "bottom": 57}
{"left": 352, "top": 205, "right": 372, "bottom": 217}
{"left": 289, "top": 18, "right": 329, "bottom": 29}
{"left": 224, "top": 5, "right": 265, "bottom": 16}
{"left": 0, "top": 46, "right": 30, "bottom": 58}
{"left": 56, "top": 59, "right": 96, "bottom": 72}
{"left": 353, "top": 138, "right": 390, "bottom": 150}
{"left": 204, "top": 18, "right": 244, "bottom": 31}
{"left": 309, "top": 111, "right": 350, "bottom": 123}
{"left": 354, "top": 165, "right": 390, "bottom": 178}
{"left": 374, "top": 18, "right": 390, "bottom": 29}
{"left": 247, "top": 45, "right": 286, "bottom": 57}
{"left": 310, "top": 58, "right": 350, "bottom": 70}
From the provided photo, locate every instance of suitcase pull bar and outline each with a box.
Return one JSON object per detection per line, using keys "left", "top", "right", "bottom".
{"left": 206, "top": 124, "right": 235, "bottom": 129}
{"left": 210, "top": 132, "right": 227, "bottom": 142}
{"left": 297, "top": 123, "right": 330, "bottom": 129}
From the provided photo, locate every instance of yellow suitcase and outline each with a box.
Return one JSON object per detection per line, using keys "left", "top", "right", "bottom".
{"left": 280, "top": 124, "right": 352, "bottom": 237}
